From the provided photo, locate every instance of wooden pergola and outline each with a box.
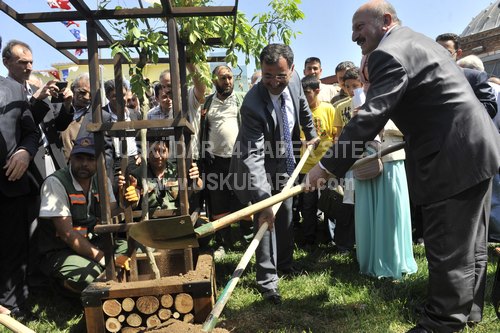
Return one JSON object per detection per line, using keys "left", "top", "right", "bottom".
{"left": 0, "top": 0, "right": 238, "bottom": 280}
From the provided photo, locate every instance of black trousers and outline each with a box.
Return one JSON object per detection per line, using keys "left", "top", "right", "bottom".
{"left": 419, "top": 178, "right": 492, "bottom": 333}
{"left": 0, "top": 195, "right": 31, "bottom": 311}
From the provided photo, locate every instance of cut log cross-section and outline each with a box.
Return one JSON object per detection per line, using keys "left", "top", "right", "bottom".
{"left": 102, "top": 299, "right": 122, "bottom": 317}
{"left": 183, "top": 313, "right": 195, "bottom": 323}
{"left": 160, "top": 294, "right": 173, "bottom": 308}
{"left": 174, "top": 293, "right": 194, "bottom": 314}
{"left": 146, "top": 314, "right": 161, "bottom": 328}
{"left": 105, "top": 317, "right": 121, "bottom": 332}
{"left": 122, "top": 327, "right": 143, "bottom": 333}
{"left": 122, "top": 297, "right": 135, "bottom": 312}
{"left": 158, "top": 308, "right": 172, "bottom": 321}
{"left": 126, "top": 313, "right": 143, "bottom": 327}
{"left": 136, "top": 296, "right": 160, "bottom": 315}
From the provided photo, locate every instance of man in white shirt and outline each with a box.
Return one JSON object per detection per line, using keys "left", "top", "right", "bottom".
{"left": 303, "top": 57, "right": 341, "bottom": 103}
{"left": 147, "top": 65, "right": 207, "bottom": 161}
{"left": 199, "top": 65, "right": 251, "bottom": 257}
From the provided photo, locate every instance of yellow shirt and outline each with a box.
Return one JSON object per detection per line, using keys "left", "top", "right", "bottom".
{"left": 333, "top": 96, "right": 353, "bottom": 128}
{"left": 300, "top": 102, "right": 336, "bottom": 173}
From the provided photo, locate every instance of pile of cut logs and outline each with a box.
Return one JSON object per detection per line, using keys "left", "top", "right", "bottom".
{"left": 102, "top": 293, "right": 195, "bottom": 332}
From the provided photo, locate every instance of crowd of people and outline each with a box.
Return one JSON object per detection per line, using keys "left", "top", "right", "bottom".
{"left": 1, "top": 1, "right": 500, "bottom": 332}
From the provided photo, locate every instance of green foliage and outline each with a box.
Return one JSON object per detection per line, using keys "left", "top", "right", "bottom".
{"left": 98, "top": 0, "right": 304, "bottom": 96}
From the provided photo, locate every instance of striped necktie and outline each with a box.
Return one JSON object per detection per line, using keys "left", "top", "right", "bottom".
{"left": 280, "top": 93, "right": 295, "bottom": 175}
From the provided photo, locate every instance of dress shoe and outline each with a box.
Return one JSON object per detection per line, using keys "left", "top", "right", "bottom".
{"left": 9, "top": 307, "right": 38, "bottom": 322}
{"left": 262, "top": 289, "right": 282, "bottom": 305}
{"left": 406, "top": 325, "right": 431, "bottom": 333}
{"left": 302, "top": 242, "right": 316, "bottom": 253}
{"left": 278, "top": 266, "right": 305, "bottom": 279}
{"left": 332, "top": 245, "right": 351, "bottom": 255}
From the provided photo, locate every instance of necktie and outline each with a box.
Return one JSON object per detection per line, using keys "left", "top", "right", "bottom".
{"left": 280, "top": 94, "right": 295, "bottom": 175}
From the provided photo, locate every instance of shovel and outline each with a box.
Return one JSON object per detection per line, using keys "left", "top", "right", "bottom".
{"left": 129, "top": 142, "right": 405, "bottom": 249}
{"left": 201, "top": 141, "right": 406, "bottom": 332}
{"left": 201, "top": 140, "right": 313, "bottom": 333}
{"left": 129, "top": 144, "right": 314, "bottom": 249}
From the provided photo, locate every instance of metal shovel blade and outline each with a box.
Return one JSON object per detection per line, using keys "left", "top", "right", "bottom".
{"left": 128, "top": 215, "right": 199, "bottom": 249}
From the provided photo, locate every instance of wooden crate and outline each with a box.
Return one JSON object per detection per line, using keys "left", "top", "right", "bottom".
{"left": 132, "top": 249, "right": 194, "bottom": 281}
{"left": 82, "top": 254, "right": 216, "bottom": 333}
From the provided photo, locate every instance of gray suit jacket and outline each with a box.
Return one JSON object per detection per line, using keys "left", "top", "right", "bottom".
{"left": 230, "top": 71, "right": 317, "bottom": 204}
{"left": 0, "top": 77, "right": 40, "bottom": 197}
{"left": 321, "top": 26, "right": 500, "bottom": 205}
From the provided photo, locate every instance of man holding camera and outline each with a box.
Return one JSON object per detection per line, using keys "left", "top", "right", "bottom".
{"left": 3, "top": 39, "right": 73, "bottom": 185}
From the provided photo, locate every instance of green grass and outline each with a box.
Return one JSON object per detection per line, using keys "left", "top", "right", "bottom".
{"left": 3, "top": 239, "right": 500, "bottom": 333}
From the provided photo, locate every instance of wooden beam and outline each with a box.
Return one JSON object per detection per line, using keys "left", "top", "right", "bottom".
{"left": 55, "top": 38, "right": 223, "bottom": 50}
{"left": 16, "top": 6, "right": 236, "bottom": 23}
{"left": 76, "top": 55, "right": 225, "bottom": 65}
{"left": 68, "top": 0, "right": 115, "bottom": 45}
{"left": 0, "top": 0, "right": 238, "bottom": 64}
{"left": 86, "top": 118, "right": 195, "bottom": 135}
{"left": 0, "top": 1, "right": 79, "bottom": 64}
{"left": 17, "top": 11, "right": 84, "bottom": 23}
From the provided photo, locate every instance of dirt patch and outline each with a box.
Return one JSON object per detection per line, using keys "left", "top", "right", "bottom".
{"left": 128, "top": 318, "right": 230, "bottom": 333}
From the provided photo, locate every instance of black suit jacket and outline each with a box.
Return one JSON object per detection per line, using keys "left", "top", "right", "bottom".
{"left": 0, "top": 77, "right": 40, "bottom": 197}
{"left": 463, "top": 67, "right": 497, "bottom": 118}
{"left": 321, "top": 26, "right": 500, "bottom": 205}
{"left": 230, "top": 71, "right": 317, "bottom": 204}
{"left": 28, "top": 94, "right": 73, "bottom": 188}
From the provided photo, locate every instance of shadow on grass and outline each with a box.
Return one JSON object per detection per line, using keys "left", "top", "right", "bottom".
{"left": 27, "top": 284, "right": 85, "bottom": 333}
{"left": 218, "top": 291, "right": 403, "bottom": 333}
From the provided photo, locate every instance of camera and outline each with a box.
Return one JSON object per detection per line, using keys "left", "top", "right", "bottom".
{"left": 51, "top": 81, "right": 68, "bottom": 103}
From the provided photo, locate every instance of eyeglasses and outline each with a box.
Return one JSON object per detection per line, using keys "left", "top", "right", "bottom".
{"left": 75, "top": 89, "right": 90, "bottom": 96}
{"left": 262, "top": 72, "right": 289, "bottom": 82}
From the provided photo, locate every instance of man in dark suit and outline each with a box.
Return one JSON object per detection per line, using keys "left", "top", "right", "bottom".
{"left": 230, "top": 43, "right": 318, "bottom": 304}
{"left": 0, "top": 37, "right": 41, "bottom": 318}
{"left": 2, "top": 39, "right": 73, "bottom": 187}
{"left": 3, "top": 40, "right": 74, "bottom": 290}
{"left": 436, "top": 32, "right": 497, "bottom": 119}
{"left": 306, "top": 1, "right": 500, "bottom": 332}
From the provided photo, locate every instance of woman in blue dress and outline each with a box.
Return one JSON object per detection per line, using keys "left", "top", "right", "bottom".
{"left": 354, "top": 120, "right": 418, "bottom": 279}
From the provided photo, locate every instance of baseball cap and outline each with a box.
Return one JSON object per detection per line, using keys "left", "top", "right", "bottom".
{"left": 71, "top": 136, "right": 95, "bottom": 156}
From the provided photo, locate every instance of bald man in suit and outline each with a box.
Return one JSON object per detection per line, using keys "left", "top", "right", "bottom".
{"left": 306, "top": 1, "right": 500, "bottom": 332}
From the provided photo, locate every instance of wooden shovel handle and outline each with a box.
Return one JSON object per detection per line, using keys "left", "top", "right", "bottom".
{"left": 196, "top": 144, "right": 315, "bottom": 238}
{"left": 0, "top": 314, "right": 36, "bottom": 333}
{"left": 196, "top": 142, "right": 404, "bottom": 239}
{"left": 196, "top": 184, "right": 304, "bottom": 238}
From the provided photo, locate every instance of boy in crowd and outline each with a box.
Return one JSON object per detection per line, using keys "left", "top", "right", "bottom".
{"left": 298, "top": 75, "right": 337, "bottom": 250}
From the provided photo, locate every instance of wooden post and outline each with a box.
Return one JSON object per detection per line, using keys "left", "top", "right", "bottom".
{"left": 86, "top": 20, "right": 116, "bottom": 281}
